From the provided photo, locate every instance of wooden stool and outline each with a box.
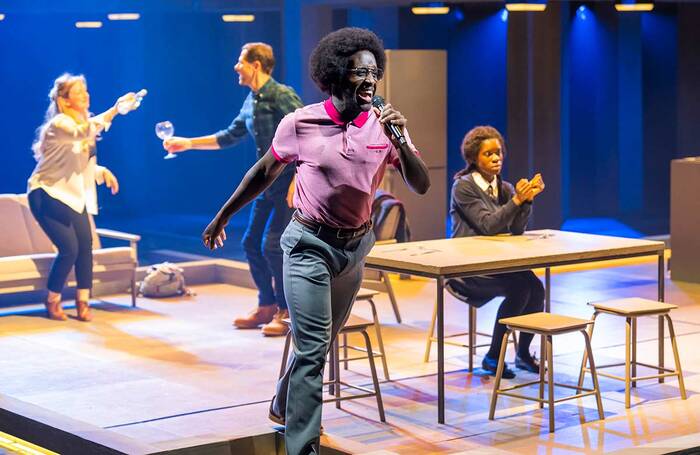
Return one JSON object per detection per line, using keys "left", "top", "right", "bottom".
{"left": 489, "top": 312, "right": 604, "bottom": 433}
{"left": 424, "top": 281, "right": 518, "bottom": 371}
{"left": 576, "top": 297, "right": 686, "bottom": 409}
{"left": 279, "top": 316, "right": 386, "bottom": 422}
{"left": 341, "top": 289, "right": 390, "bottom": 381}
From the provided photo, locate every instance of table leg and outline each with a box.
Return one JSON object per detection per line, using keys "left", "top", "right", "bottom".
{"left": 545, "top": 267, "right": 551, "bottom": 313}
{"left": 658, "top": 252, "right": 665, "bottom": 383}
{"left": 437, "top": 276, "right": 445, "bottom": 424}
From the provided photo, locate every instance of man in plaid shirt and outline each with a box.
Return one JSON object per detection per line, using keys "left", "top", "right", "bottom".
{"left": 164, "top": 42, "right": 302, "bottom": 336}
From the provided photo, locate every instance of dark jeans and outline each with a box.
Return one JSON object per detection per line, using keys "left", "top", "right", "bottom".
{"left": 28, "top": 188, "right": 93, "bottom": 293}
{"left": 241, "top": 193, "right": 294, "bottom": 309}
{"left": 449, "top": 271, "right": 545, "bottom": 359}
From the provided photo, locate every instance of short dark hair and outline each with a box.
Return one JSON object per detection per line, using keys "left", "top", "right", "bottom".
{"left": 242, "top": 42, "right": 275, "bottom": 74}
{"left": 309, "top": 27, "right": 386, "bottom": 94}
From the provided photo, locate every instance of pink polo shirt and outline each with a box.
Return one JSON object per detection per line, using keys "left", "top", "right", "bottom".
{"left": 271, "top": 98, "right": 418, "bottom": 229}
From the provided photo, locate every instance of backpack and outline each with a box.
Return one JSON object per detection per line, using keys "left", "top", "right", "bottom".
{"left": 139, "top": 262, "right": 190, "bottom": 298}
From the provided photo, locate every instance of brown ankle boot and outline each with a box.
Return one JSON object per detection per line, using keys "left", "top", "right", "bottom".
{"left": 76, "top": 300, "right": 92, "bottom": 322}
{"left": 233, "top": 305, "right": 277, "bottom": 329}
{"left": 261, "top": 309, "right": 290, "bottom": 337}
{"left": 45, "top": 297, "right": 67, "bottom": 321}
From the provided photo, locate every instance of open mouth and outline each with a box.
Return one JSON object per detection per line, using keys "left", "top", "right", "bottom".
{"left": 357, "top": 87, "right": 374, "bottom": 105}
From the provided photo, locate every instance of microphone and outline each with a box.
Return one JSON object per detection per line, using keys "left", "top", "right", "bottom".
{"left": 371, "top": 95, "right": 407, "bottom": 146}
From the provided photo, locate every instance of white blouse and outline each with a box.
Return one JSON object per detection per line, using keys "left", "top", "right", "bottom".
{"left": 28, "top": 113, "right": 111, "bottom": 215}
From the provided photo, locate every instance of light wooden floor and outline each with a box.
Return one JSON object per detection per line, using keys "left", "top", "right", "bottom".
{"left": 1, "top": 255, "right": 699, "bottom": 454}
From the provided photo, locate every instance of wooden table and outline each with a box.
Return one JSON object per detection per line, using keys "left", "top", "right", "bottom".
{"left": 364, "top": 229, "right": 666, "bottom": 423}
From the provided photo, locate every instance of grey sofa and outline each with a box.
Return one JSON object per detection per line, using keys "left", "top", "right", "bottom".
{"left": 0, "top": 193, "right": 140, "bottom": 306}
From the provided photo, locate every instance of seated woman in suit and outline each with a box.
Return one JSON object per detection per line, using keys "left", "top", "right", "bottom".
{"left": 449, "top": 125, "right": 545, "bottom": 378}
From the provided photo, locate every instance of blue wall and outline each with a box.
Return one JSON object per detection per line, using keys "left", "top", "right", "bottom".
{"left": 0, "top": 9, "right": 285, "bottom": 233}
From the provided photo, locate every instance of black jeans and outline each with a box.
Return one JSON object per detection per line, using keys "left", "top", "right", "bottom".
{"left": 28, "top": 189, "right": 93, "bottom": 293}
{"left": 449, "top": 271, "right": 545, "bottom": 359}
{"left": 241, "top": 193, "right": 294, "bottom": 309}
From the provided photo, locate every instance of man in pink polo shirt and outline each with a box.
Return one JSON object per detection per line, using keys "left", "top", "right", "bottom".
{"left": 202, "top": 28, "right": 430, "bottom": 455}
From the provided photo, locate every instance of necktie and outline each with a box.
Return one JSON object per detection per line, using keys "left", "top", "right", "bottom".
{"left": 486, "top": 185, "right": 496, "bottom": 201}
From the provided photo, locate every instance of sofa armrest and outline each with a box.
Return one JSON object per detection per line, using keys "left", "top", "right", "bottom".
{"left": 95, "top": 228, "right": 141, "bottom": 261}
{"left": 96, "top": 228, "right": 141, "bottom": 243}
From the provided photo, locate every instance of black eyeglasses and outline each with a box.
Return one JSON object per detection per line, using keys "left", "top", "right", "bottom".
{"left": 347, "top": 67, "right": 383, "bottom": 80}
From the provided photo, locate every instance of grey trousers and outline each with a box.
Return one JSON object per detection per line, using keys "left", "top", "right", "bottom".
{"left": 272, "top": 218, "right": 375, "bottom": 455}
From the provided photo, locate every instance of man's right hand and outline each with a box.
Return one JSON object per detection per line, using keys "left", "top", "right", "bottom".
{"left": 163, "top": 137, "right": 192, "bottom": 153}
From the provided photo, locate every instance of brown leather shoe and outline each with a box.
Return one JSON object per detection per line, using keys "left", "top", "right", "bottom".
{"left": 269, "top": 400, "right": 324, "bottom": 434}
{"left": 76, "top": 300, "right": 92, "bottom": 322}
{"left": 261, "top": 309, "right": 290, "bottom": 337}
{"left": 233, "top": 305, "right": 277, "bottom": 329}
{"left": 45, "top": 297, "right": 67, "bottom": 321}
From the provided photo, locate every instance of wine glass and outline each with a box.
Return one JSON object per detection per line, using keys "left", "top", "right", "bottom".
{"left": 155, "top": 121, "right": 176, "bottom": 160}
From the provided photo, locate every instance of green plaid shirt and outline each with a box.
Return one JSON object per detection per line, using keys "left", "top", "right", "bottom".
{"left": 215, "top": 78, "right": 303, "bottom": 196}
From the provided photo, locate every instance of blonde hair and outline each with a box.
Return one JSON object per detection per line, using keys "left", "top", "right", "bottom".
{"left": 31, "top": 73, "right": 86, "bottom": 161}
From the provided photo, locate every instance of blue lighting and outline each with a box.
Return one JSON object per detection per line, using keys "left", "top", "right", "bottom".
{"left": 500, "top": 9, "right": 508, "bottom": 22}
{"left": 454, "top": 8, "right": 464, "bottom": 21}
{"left": 576, "top": 5, "right": 588, "bottom": 21}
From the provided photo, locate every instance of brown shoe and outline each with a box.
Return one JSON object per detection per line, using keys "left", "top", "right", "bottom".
{"left": 261, "top": 309, "right": 290, "bottom": 337}
{"left": 269, "top": 400, "right": 324, "bottom": 434}
{"left": 45, "top": 297, "right": 67, "bottom": 321}
{"left": 233, "top": 305, "right": 277, "bottom": 329}
{"left": 76, "top": 300, "right": 92, "bottom": 322}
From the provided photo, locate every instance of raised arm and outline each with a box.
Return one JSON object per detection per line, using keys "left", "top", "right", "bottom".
{"left": 202, "top": 150, "right": 287, "bottom": 249}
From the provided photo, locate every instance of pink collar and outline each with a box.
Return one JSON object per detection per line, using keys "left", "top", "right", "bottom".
{"left": 323, "top": 98, "right": 369, "bottom": 128}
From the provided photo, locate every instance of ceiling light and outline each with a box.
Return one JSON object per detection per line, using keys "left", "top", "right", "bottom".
{"left": 505, "top": 2, "right": 547, "bottom": 12}
{"left": 107, "top": 13, "right": 140, "bottom": 21}
{"left": 75, "top": 21, "right": 103, "bottom": 28}
{"left": 222, "top": 14, "right": 255, "bottom": 22}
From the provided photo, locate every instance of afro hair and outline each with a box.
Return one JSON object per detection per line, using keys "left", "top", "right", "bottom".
{"left": 309, "top": 27, "right": 385, "bottom": 94}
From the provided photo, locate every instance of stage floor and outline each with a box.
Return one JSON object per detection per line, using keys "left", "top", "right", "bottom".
{"left": 2, "top": 256, "right": 700, "bottom": 454}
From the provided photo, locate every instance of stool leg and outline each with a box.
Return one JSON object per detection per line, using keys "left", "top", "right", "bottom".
{"left": 511, "top": 331, "right": 519, "bottom": 356}
{"left": 488, "top": 329, "right": 512, "bottom": 420}
{"left": 334, "top": 338, "right": 341, "bottom": 408}
{"left": 369, "top": 298, "right": 390, "bottom": 381}
{"left": 539, "top": 334, "right": 546, "bottom": 409}
{"left": 546, "top": 335, "right": 555, "bottom": 433}
{"left": 577, "top": 313, "right": 598, "bottom": 391}
{"left": 581, "top": 329, "right": 604, "bottom": 421}
{"left": 659, "top": 315, "right": 665, "bottom": 384}
{"left": 343, "top": 333, "right": 348, "bottom": 371}
{"left": 381, "top": 271, "right": 402, "bottom": 324}
{"left": 424, "top": 300, "right": 438, "bottom": 362}
{"left": 280, "top": 332, "right": 292, "bottom": 379}
{"left": 625, "top": 317, "right": 631, "bottom": 409}
{"left": 468, "top": 306, "right": 476, "bottom": 372}
{"left": 632, "top": 317, "right": 637, "bottom": 388}
{"left": 361, "top": 330, "right": 386, "bottom": 422}
{"left": 665, "top": 314, "right": 687, "bottom": 400}
{"left": 328, "top": 339, "right": 336, "bottom": 395}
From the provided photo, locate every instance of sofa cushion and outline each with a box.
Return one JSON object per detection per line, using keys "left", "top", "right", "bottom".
{"left": 0, "top": 194, "right": 36, "bottom": 256}
{"left": 0, "top": 247, "right": 135, "bottom": 282}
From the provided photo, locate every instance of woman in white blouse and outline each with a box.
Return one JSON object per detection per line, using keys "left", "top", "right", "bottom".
{"left": 28, "top": 73, "right": 136, "bottom": 321}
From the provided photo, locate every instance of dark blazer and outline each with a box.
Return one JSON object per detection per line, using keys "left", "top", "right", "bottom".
{"left": 449, "top": 173, "right": 532, "bottom": 239}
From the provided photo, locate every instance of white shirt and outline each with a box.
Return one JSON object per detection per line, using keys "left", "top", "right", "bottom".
{"left": 28, "top": 113, "right": 110, "bottom": 215}
{"left": 471, "top": 171, "right": 499, "bottom": 200}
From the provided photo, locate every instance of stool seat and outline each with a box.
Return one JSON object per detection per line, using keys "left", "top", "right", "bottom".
{"left": 500, "top": 312, "right": 591, "bottom": 334}
{"left": 356, "top": 288, "right": 380, "bottom": 300}
{"left": 589, "top": 297, "right": 677, "bottom": 316}
{"left": 343, "top": 315, "right": 374, "bottom": 331}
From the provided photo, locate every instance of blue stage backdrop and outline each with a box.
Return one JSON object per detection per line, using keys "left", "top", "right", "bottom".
{"left": 0, "top": 8, "right": 284, "bottom": 242}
